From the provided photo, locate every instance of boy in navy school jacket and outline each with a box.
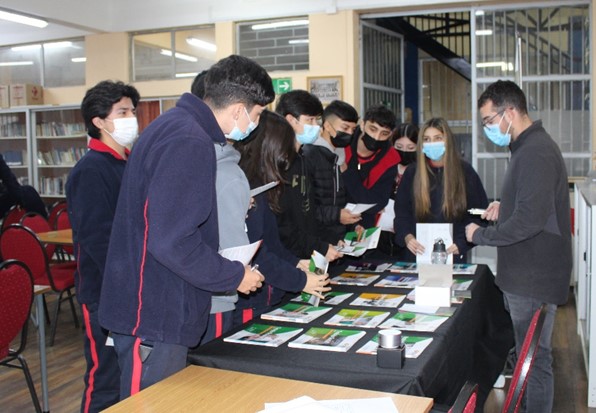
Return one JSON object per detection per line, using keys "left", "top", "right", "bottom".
{"left": 98, "top": 55, "right": 272, "bottom": 399}
{"left": 66, "top": 80, "right": 140, "bottom": 413}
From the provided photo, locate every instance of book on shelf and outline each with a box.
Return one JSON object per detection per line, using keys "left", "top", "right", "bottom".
{"left": 2, "top": 150, "right": 25, "bottom": 166}
{"left": 0, "top": 115, "right": 26, "bottom": 137}
{"left": 389, "top": 261, "right": 478, "bottom": 275}
{"left": 375, "top": 275, "right": 418, "bottom": 289}
{"left": 37, "top": 147, "right": 87, "bottom": 166}
{"left": 324, "top": 309, "right": 391, "bottom": 328}
{"left": 288, "top": 327, "right": 366, "bottom": 352}
{"left": 223, "top": 323, "right": 303, "bottom": 347}
{"left": 330, "top": 272, "right": 379, "bottom": 286}
{"left": 356, "top": 334, "right": 434, "bottom": 358}
{"left": 379, "top": 311, "right": 449, "bottom": 332}
{"left": 260, "top": 303, "right": 333, "bottom": 324}
{"left": 336, "top": 227, "right": 381, "bottom": 257}
{"left": 344, "top": 262, "right": 392, "bottom": 273}
{"left": 349, "top": 292, "right": 406, "bottom": 308}
{"left": 291, "top": 291, "right": 354, "bottom": 306}
{"left": 36, "top": 121, "right": 86, "bottom": 137}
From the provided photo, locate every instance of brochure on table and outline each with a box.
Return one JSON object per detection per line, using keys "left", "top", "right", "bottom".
{"left": 224, "top": 323, "right": 303, "bottom": 347}
{"left": 350, "top": 292, "right": 406, "bottom": 308}
{"left": 292, "top": 291, "right": 353, "bottom": 306}
{"left": 288, "top": 327, "right": 366, "bottom": 352}
{"left": 356, "top": 334, "right": 434, "bottom": 358}
{"left": 261, "top": 303, "right": 333, "bottom": 324}
{"left": 324, "top": 309, "right": 390, "bottom": 329}
{"left": 379, "top": 311, "right": 449, "bottom": 332}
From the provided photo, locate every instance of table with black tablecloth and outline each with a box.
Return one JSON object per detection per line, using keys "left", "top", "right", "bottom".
{"left": 188, "top": 264, "right": 513, "bottom": 410}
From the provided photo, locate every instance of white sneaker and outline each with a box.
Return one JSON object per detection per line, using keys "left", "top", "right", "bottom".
{"left": 493, "top": 374, "right": 506, "bottom": 389}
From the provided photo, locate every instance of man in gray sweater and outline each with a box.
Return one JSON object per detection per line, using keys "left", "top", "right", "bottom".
{"left": 466, "top": 80, "right": 571, "bottom": 413}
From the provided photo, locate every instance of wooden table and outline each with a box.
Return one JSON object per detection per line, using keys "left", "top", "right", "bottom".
{"left": 36, "top": 229, "right": 73, "bottom": 246}
{"left": 104, "top": 365, "right": 434, "bottom": 413}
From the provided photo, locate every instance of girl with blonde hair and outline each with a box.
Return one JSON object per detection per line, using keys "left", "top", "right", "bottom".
{"left": 393, "top": 117, "right": 488, "bottom": 263}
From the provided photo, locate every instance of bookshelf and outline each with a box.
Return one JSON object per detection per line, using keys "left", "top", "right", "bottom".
{"left": 31, "top": 106, "right": 87, "bottom": 199}
{"left": 1, "top": 98, "right": 178, "bottom": 200}
{"left": 136, "top": 97, "right": 178, "bottom": 133}
{"left": 0, "top": 109, "right": 31, "bottom": 186}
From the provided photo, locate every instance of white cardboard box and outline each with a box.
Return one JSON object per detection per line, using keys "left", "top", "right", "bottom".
{"left": 0, "top": 85, "right": 9, "bottom": 108}
{"left": 10, "top": 83, "right": 44, "bottom": 106}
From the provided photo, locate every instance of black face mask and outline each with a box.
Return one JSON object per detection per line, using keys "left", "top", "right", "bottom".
{"left": 330, "top": 131, "right": 352, "bottom": 148}
{"left": 397, "top": 149, "right": 417, "bottom": 166}
{"left": 362, "top": 132, "right": 387, "bottom": 152}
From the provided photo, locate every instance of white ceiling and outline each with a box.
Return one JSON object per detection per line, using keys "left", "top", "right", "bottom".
{"left": 0, "top": 0, "right": 497, "bottom": 47}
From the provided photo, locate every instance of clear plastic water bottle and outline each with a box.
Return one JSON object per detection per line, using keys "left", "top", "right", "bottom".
{"left": 431, "top": 238, "right": 447, "bottom": 264}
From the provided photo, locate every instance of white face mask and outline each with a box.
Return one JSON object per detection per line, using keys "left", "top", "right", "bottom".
{"left": 105, "top": 117, "right": 139, "bottom": 146}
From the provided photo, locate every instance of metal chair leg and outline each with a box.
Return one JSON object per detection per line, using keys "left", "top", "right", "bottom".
{"left": 66, "top": 288, "right": 79, "bottom": 329}
{"left": 17, "top": 354, "right": 42, "bottom": 413}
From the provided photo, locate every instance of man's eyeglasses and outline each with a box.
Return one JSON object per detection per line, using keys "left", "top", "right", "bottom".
{"left": 481, "top": 110, "right": 504, "bottom": 128}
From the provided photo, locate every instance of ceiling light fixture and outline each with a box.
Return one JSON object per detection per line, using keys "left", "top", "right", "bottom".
{"left": 186, "top": 38, "right": 216, "bottom": 52}
{"left": 475, "top": 30, "right": 493, "bottom": 36}
{"left": 71, "top": 57, "right": 87, "bottom": 63}
{"left": 251, "top": 19, "right": 309, "bottom": 31}
{"left": 0, "top": 9, "right": 48, "bottom": 28}
{"left": 175, "top": 72, "right": 199, "bottom": 78}
{"left": 160, "top": 49, "right": 198, "bottom": 63}
{"left": 11, "top": 44, "right": 41, "bottom": 51}
{"left": 476, "top": 61, "right": 514, "bottom": 71}
{"left": 0, "top": 61, "right": 34, "bottom": 66}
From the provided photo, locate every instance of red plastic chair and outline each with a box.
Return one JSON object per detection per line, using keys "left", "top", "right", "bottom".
{"left": 449, "top": 381, "right": 478, "bottom": 413}
{"left": 47, "top": 200, "right": 67, "bottom": 230}
{"left": 502, "top": 304, "right": 547, "bottom": 413}
{"left": 0, "top": 259, "right": 42, "bottom": 413}
{"left": 55, "top": 208, "right": 74, "bottom": 257}
{"left": 1, "top": 205, "right": 26, "bottom": 232}
{"left": 0, "top": 224, "right": 79, "bottom": 346}
{"left": 20, "top": 211, "right": 56, "bottom": 260}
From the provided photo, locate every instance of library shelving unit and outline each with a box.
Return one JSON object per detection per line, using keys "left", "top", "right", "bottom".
{"left": 31, "top": 105, "right": 87, "bottom": 200}
{"left": 0, "top": 108, "right": 31, "bottom": 186}
{"left": 136, "top": 97, "right": 178, "bottom": 133}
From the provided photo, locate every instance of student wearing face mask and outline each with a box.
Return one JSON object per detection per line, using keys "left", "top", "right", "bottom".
{"left": 275, "top": 90, "right": 342, "bottom": 262}
{"left": 66, "top": 80, "right": 140, "bottom": 413}
{"left": 342, "top": 105, "right": 400, "bottom": 228}
{"left": 303, "top": 100, "right": 361, "bottom": 244}
{"left": 394, "top": 117, "right": 488, "bottom": 263}
{"left": 391, "top": 122, "right": 419, "bottom": 194}
{"left": 99, "top": 56, "right": 267, "bottom": 399}
{"left": 189, "top": 70, "right": 257, "bottom": 345}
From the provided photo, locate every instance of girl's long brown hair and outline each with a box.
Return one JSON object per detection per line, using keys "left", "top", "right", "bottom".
{"left": 413, "top": 117, "right": 466, "bottom": 221}
{"left": 235, "top": 110, "right": 296, "bottom": 213}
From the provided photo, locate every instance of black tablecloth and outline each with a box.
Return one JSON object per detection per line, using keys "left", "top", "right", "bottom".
{"left": 188, "top": 264, "right": 513, "bottom": 410}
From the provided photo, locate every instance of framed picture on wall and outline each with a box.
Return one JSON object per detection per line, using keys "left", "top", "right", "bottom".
{"left": 307, "top": 76, "right": 343, "bottom": 105}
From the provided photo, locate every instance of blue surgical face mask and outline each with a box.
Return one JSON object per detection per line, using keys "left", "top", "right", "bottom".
{"left": 225, "top": 107, "right": 257, "bottom": 141}
{"left": 296, "top": 124, "right": 320, "bottom": 145}
{"left": 422, "top": 141, "right": 446, "bottom": 161}
{"left": 483, "top": 114, "right": 512, "bottom": 147}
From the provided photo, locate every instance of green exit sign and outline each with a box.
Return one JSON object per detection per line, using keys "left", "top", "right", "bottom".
{"left": 272, "top": 78, "right": 292, "bottom": 94}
